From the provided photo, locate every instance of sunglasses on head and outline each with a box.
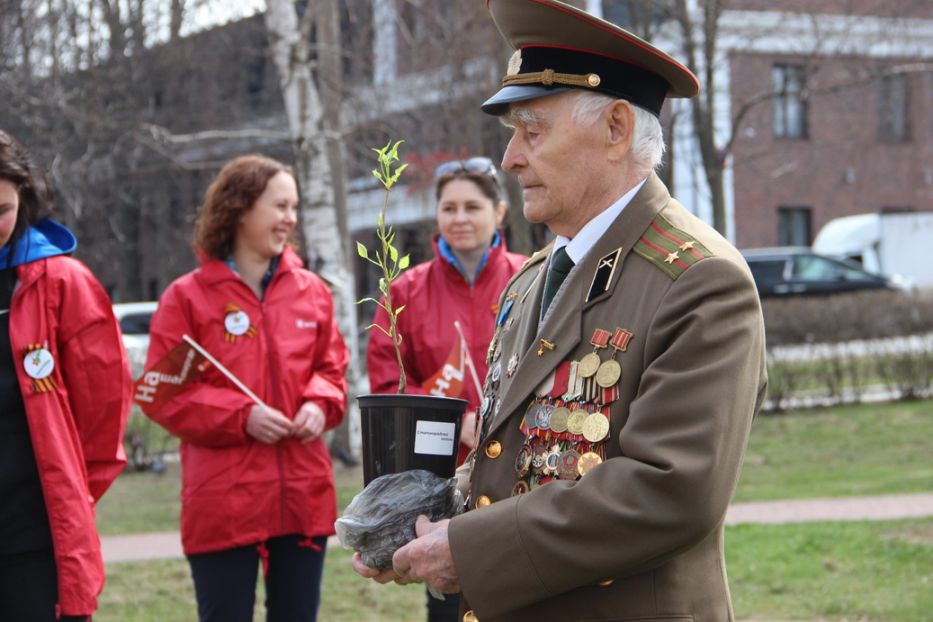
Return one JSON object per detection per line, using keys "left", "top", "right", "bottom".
{"left": 433, "top": 157, "right": 497, "bottom": 179}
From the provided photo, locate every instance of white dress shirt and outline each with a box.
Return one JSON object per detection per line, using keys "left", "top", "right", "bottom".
{"left": 553, "top": 177, "right": 648, "bottom": 264}
{"left": 539, "top": 178, "right": 648, "bottom": 327}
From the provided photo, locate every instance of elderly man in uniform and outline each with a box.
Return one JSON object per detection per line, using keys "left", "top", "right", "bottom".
{"left": 353, "top": 1, "right": 767, "bottom": 621}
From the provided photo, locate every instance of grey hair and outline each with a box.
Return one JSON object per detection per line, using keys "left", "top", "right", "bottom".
{"left": 571, "top": 92, "right": 666, "bottom": 173}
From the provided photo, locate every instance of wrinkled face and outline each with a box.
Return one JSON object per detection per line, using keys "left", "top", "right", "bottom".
{"left": 500, "top": 92, "right": 607, "bottom": 237}
{"left": 236, "top": 171, "right": 298, "bottom": 259}
{"left": 436, "top": 178, "right": 505, "bottom": 254}
{"left": 0, "top": 179, "right": 20, "bottom": 249}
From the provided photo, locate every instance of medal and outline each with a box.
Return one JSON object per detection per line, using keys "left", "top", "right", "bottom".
{"left": 595, "top": 327, "right": 632, "bottom": 387}
{"left": 579, "top": 328, "right": 611, "bottom": 378}
{"left": 544, "top": 445, "right": 561, "bottom": 475}
{"left": 534, "top": 403, "right": 553, "bottom": 430}
{"left": 549, "top": 406, "right": 570, "bottom": 433}
{"left": 567, "top": 409, "right": 587, "bottom": 436}
{"left": 531, "top": 447, "right": 547, "bottom": 471}
{"left": 512, "top": 480, "right": 529, "bottom": 496}
{"left": 507, "top": 353, "right": 520, "bottom": 378}
{"left": 491, "top": 362, "right": 502, "bottom": 383}
{"left": 582, "top": 412, "right": 610, "bottom": 443}
{"left": 558, "top": 449, "right": 581, "bottom": 480}
{"left": 577, "top": 451, "right": 603, "bottom": 476}
{"left": 523, "top": 402, "right": 540, "bottom": 430}
{"left": 596, "top": 359, "right": 622, "bottom": 388}
{"left": 515, "top": 445, "right": 532, "bottom": 477}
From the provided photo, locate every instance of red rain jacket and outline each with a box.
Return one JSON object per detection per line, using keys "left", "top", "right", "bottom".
{"left": 367, "top": 235, "right": 525, "bottom": 464}
{"left": 10, "top": 256, "right": 131, "bottom": 616}
{"left": 145, "top": 247, "right": 348, "bottom": 555}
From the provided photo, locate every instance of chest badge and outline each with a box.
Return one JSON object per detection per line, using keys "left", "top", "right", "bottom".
{"left": 224, "top": 303, "right": 256, "bottom": 342}
{"left": 23, "top": 344, "right": 56, "bottom": 393}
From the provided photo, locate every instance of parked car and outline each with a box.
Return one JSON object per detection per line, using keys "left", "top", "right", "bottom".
{"left": 813, "top": 212, "right": 933, "bottom": 290}
{"left": 112, "top": 301, "right": 157, "bottom": 379}
{"left": 741, "top": 248, "right": 900, "bottom": 297}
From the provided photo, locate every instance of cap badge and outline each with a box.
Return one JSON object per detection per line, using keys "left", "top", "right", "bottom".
{"left": 507, "top": 49, "right": 523, "bottom": 76}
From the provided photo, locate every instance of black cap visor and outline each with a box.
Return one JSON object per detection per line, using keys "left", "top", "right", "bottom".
{"left": 481, "top": 84, "right": 573, "bottom": 116}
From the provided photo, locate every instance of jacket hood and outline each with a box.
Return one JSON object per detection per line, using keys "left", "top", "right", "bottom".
{"left": 1, "top": 219, "right": 77, "bottom": 268}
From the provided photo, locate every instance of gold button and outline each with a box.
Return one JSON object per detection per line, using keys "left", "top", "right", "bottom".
{"left": 587, "top": 73, "right": 601, "bottom": 87}
{"left": 485, "top": 441, "right": 502, "bottom": 459}
{"left": 463, "top": 610, "right": 478, "bottom": 622}
{"left": 598, "top": 578, "right": 614, "bottom": 586}
{"left": 475, "top": 495, "right": 491, "bottom": 508}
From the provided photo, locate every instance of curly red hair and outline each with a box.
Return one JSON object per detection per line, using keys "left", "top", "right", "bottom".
{"left": 193, "top": 154, "right": 296, "bottom": 259}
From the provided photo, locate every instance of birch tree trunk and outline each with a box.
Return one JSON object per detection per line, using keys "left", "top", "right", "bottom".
{"left": 264, "top": 0, "right": 361, "bottom": 463}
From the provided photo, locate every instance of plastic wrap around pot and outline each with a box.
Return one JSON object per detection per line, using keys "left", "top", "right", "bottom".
{"left": 335, "top": 469, "right": 463, "bottom": 570}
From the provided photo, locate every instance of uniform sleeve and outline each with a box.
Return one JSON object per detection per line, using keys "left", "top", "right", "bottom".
{"left": 365, "top": 281, "right": 428, "bottom": 396}
{"left": 448, "top": 257, "right": 768, "bottom": 618}
{"left": 56, "top": 262, "right": 131, "bottom": 502}
{"left": 300, "top": 285, "right": 350, "bottom": 430}
{"left": 145, "top": 283, "right": 253, "bottom": 447}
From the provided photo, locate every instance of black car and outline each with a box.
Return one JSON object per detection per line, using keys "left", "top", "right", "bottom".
{"left": 741, "top": 248, "right": 898, "bottom": 297}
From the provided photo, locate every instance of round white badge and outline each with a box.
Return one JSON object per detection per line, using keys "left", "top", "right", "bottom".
{"left": 23, "top": 348, "right": 55, "bottom": 380}
{"left": 224, "top": 310, "right": 251, "bottom": 336}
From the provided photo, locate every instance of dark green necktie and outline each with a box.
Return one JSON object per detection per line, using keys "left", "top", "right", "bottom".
{"left": 540, "top": 246, "right": 574, "bottom": 320}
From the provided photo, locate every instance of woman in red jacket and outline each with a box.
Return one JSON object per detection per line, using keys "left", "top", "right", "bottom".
{"left": 0, "top": 130, "right": 131, "bottom": 621}
{"left": 145, "top": 154, "right": 349, "bottom": 622}
{"left": 366, "top": 156, "right": 526, "bottom": 622}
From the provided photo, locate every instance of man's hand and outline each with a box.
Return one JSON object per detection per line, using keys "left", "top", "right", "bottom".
{"left": 245, "top": 405, "right": 292, "bottom": 444}
{"left": 292, "top": 401, "right": 326, "bottom": 443}
{"left": 392, "top": 516, "right": 460, "bottom": 593}
{"left": 350, "top": 552, "right": 401, "bottom": 584}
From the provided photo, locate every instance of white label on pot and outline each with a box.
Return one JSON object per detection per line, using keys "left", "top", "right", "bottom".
{"left": 414, "top": 420, "right": 457, "bottom": 456}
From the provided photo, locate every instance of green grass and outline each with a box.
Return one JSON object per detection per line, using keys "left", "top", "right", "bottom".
{"left": 98, "top": 546, "right": 424, "bottom": 622}
{"left": 97, "top": 401, "right": 933, "bottom": 536}
{"left": 96, "top": 462, "right": 182, "bottom": 535}
{"left": 735, "top": 400, "right": 933, "bottom": 502}
{"left": 728, "top": 519, "right": 933, "bottom": 622}
{"left": 96, "top": 461, "right": 364, "bottom": 536}
{"left": 92, "top": 401, "right": 933, "bottom": 620}
{"left": 96, "top": 520, "right": 933, "bottom": 622}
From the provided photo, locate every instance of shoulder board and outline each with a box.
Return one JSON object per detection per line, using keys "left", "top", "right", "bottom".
{"left": 507, "top": 245, "right": 549, "bottom": 286}
{"left": 633, "top": 214, "right": 713, "bottom": 280}
{"left": 520, "top": 246, "right": 550, "bottom": 271}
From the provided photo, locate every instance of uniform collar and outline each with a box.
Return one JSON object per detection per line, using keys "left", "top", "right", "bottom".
{"left": 554, "top": 178, "right": 648, "bottom": 265}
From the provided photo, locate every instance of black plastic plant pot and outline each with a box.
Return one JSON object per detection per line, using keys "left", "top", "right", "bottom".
{"left": 358, "top": 394, "right": 467, "bottom": 486}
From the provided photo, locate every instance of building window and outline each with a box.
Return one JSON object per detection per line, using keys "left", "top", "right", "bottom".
{"left": 601, "top": 1, "right": 666, "bottom": 31}
{"left": 777, "top": 206, "right": 812, "bottom": 246}
{"left": 773, "top": 64, "right": 808, "bottom": 139}
{"left": 878, "top": 73, "right": 910, "bottom": 142}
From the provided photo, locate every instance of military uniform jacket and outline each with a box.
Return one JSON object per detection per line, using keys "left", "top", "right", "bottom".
{"left": 448, "top": 174, "right": 767, "bottom": 622}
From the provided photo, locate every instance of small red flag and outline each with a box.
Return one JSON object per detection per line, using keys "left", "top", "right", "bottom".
{"left": 421, "top": 337, "right": 465, "bottom": 398}
{"left": 133, "top": 339, "right": 212, "bottom": 415}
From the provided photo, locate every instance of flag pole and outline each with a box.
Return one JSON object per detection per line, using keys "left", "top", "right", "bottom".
{"left": 182, "top": 334, "right": 270, "bottom": 410}
{"left": 453, "top": 321, "right": 483, "bottom": 398}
